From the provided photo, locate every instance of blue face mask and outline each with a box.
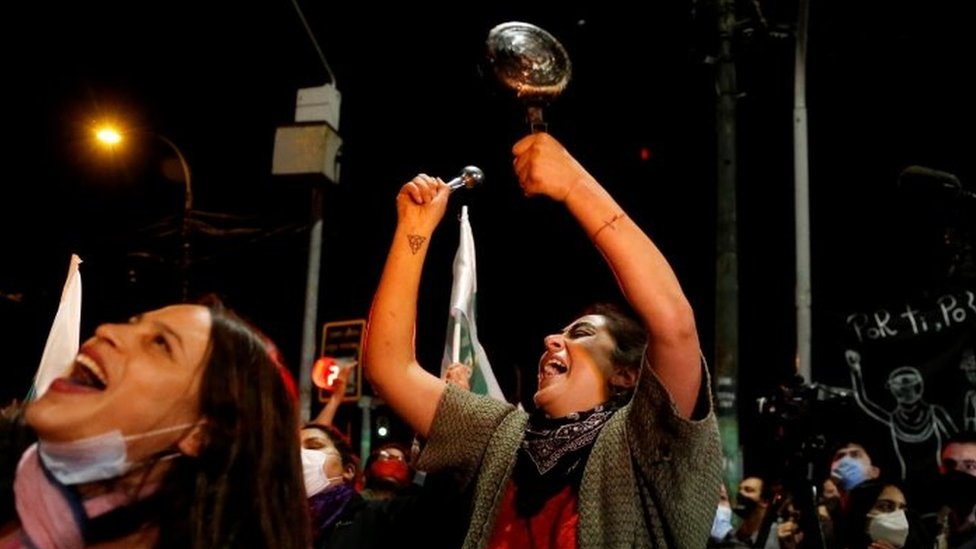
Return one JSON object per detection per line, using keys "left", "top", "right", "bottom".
{"left": 831, "top": 455, "right": 869, "bottom": 491}
{"left": 711, "top": 505, "right": 734, "bottom": 540}
{"left": 38, "top": 423, "right": 194, "bottom": 485}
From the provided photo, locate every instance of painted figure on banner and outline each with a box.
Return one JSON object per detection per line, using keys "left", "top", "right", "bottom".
{"left": 959, "top": 347, "right": 976, "bottom": 431}
{"left": 846, "top": 349, "right": 958, "bottom": 479}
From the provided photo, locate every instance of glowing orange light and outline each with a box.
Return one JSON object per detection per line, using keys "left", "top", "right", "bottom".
{"left": 312, "top": 356, "right": 338, "bottom": 390}
{"left": 95, "top": 127, "right": 123, "bottom": 145}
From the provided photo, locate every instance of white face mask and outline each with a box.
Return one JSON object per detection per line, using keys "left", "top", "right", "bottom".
{"left": 868, "top": 509, "right": 909, "bottom": 548}
{"left": 38, "top": 423, "right": 194, "bottom": 486}
{"left": 301, "top": 447, "right": 345, "bottom": 497}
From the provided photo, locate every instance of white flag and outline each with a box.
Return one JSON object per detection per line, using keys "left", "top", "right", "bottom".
{"left": 31, "top": 254, "right": 83, "bottom": 400}
{"left": 441, "top": 206, "right": 505, "bottom": 401}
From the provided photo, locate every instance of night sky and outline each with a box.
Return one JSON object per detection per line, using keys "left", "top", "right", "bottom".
{"left": 2, "top": 1, "right": 973, "bottom": 471}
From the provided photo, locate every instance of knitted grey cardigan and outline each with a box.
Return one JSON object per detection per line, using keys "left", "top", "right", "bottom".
{"left": 416, "top": 359, "right": 723, "bottom": 549}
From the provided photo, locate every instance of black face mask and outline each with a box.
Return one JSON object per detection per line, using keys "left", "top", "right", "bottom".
{"left": 733, "top": 497, "right": 758, "bottom": 518}
{"left": 937, "top": 471, "right": 976, "bottom": 517}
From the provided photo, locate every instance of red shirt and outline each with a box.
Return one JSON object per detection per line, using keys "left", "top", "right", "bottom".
{"left": 486, "top": 481, "right": 579, "bottom": 549}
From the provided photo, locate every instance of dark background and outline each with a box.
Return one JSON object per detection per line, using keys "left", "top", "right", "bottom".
{"left": 2, "top": 1, "right": 973, "bottom": 474}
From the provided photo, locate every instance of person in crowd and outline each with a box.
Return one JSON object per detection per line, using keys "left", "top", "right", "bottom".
{"left": 301, "top": 420, "right": 466, "bottom": 549}
{"left": 771, "top": 493, "right": 807, "bottom": 549}
{"left": 300, "top": 421, "right": 365, "bottom": 547}
{"left": 837, "top": 479, "right": 927, "bottom": 549}
{"left": 360, "top": 441, "right": 417, "bottom": 501}
{"left": 818, "top": 478, "right": 843, "bottom": 549}
{"left": 309, "top": 360, "right": 423, "bottom": 497}
{"left": 820, "top": 441, "right": 886, "bottom": 549}
{"left": 940, "top": 431, "right": 976, "bottom": 478}
{"left": 736, "top": 477, "right": 812, "bottom": 549}
{"left": 363, "top": 132, "right": 722, "bottom": 547}
{"left": 822, "top": 478, "right": 841, "bottom": 512}
{"left": 932, "top": 432, "right": 976, "bottom": 549}
{"left": 0, "top": 296, "right": 310, "bottom": 549}
{"left": 830, "top": 441, "right": 883, "bottom": 501}
{"left": 734, "top": 476, "right": 774, "bottom": 546}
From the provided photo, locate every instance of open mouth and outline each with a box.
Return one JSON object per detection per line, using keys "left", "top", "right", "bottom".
{"left": 539, "top": 359, "right": 568, "bottom": 380}
{"left": 63, "top": 353, "right": 108, "bottom": 391}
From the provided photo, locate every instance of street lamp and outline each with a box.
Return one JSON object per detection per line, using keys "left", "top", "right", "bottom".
{"left": 95, "top": 125, "right": 194, "bottom": 302}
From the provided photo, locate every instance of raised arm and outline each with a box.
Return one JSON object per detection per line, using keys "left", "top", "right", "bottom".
{"left": 363, "top": 175, "right": 451, "bottom": 438}
{"left": 513, "top": 133, "right": 701, "bottom": 417}
{"left": 845, "top": 349, "right": 891, "bottom": 424}
{"left": 309, "top": 361, "right": 354, "bottom": 426}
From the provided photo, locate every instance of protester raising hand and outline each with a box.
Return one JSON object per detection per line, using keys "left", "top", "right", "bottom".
{"left": 364, "top": 132, "right": 722, "bottom": 548}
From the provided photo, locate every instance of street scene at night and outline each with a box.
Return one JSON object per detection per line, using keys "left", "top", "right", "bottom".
{"left": 1, "top": 1, "right": 974, "bottom": 547}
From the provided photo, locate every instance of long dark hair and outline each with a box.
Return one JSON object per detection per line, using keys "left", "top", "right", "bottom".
{"left": 155, "top": 297, "right": 310, "bottom": 548}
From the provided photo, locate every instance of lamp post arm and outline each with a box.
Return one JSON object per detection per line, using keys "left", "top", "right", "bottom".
{"left": 154, "top": 133, "right": 193, "bottom": 302}
{"left": 154, "top": 133, "right": 193, "bottom": 214}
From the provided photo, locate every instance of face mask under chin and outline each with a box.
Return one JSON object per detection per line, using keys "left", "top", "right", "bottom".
{"left": 38, "top": 423, "right": 195, "bottom": 486}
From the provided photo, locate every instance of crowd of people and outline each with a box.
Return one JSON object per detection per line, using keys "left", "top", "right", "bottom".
{"left": 706, "top": 436, "right": 976, "bottom": 549}
{"left": 1, "top": 131, "right": 973, "bottom": 549}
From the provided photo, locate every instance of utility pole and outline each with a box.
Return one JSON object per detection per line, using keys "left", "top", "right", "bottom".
{"left": 794, "top": 0, "right": 812, "bottom": 382}
{"left": 714, "top": 0, "right": 743, "bottom": 492}
{"left": 271, "top": 84, "right": 342, "bottom": 422}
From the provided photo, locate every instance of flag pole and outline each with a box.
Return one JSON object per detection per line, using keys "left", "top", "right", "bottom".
{"left": 452, "top": 324, "right": 461, "bottom": 364}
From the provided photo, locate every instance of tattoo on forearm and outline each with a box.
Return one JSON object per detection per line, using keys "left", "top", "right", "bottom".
{"left": 407, "top": 234, "right": 427, "bottom": 255}
{"left": 591, "top": 212, "right": 627, "bottom": 240}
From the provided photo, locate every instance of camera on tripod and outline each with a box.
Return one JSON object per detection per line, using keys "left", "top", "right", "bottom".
{"left": 755, "top": 375, "right": 855, "bottom": 473}
{"left": 753, "top": 375, "right": 856, "bottom": 549}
